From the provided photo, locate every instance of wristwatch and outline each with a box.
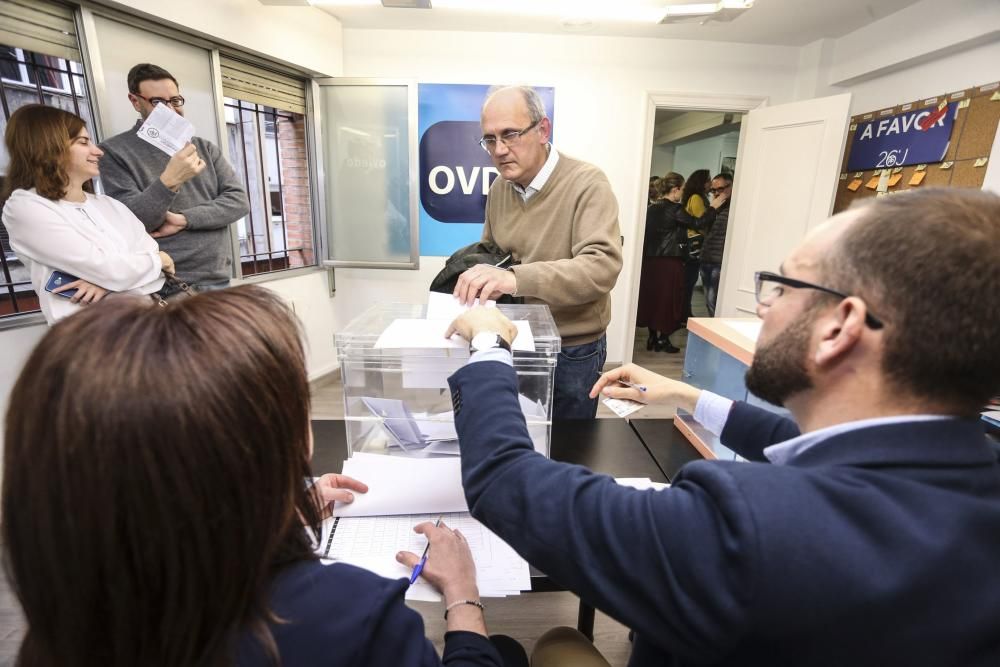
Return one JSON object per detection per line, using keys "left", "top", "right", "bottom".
{"left": 470, "top": 331, "right": 512, "bottom": 354}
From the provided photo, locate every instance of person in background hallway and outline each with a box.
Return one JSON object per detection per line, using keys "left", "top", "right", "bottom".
{"left": 453, "top": 85, "right": 622, "bottom": 420}
{"left": 679, "top": 168, "right": 710, "bottom": 321}
{"left": 636, "top": 172, "right": 688, "bottom": 353}
{"left": 695, "top": 173, "right": 733, "bottom": 316}
{"left": 0, "top": 104, "right": 170, "bottom": 324}
{"left": 2, "top": 286, "right": 526, "bottom": 667}
{"left": 444, "top": 187, "right": 1000, "bottom": 666}
{"left": 99, "top": 63, "right": 249, "bottom": 295}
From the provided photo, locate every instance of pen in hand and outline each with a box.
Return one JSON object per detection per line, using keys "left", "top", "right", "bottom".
{"left": 595, "top": 371, "right": 647, "bottom": 393}
{"left": 617, "top": 378, "right": 647, "bottom": 393}
{"left": 409, "top": 516, "right": 442, "bottom": 585}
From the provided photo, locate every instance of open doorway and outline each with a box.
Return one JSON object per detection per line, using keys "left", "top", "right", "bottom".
{"left": 633, "top": 108, "right": 744, "bottom": 372}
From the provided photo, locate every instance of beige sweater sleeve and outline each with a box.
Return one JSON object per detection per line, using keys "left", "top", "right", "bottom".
{"left": 512, "top": 173, "right": 622, "bottom": 306}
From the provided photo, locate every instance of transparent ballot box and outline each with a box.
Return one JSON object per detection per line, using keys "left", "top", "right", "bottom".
{"left": 335, "top": 303, "right": 560, "bottom": 458}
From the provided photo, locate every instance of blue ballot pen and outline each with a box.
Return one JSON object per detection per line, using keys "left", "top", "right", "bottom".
{"left": 617, "top": 378, "right": 648, "bottom": 393}
{"left": 409, "top": 516, "right": 443, "bottom": 585}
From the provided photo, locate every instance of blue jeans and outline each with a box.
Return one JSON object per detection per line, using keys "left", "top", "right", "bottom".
{"left": 553, "top": 335, "right": 607, "bottom": 420}
{"left": 699, "top": 263, "right": 721, "bottom": 316}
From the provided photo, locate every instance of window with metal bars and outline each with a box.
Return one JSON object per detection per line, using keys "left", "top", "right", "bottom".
{"left": 224, "top": 98, "right": 316, "bottom": 276}
{"left": 0, "top": 45, "right": 94, "bottom": 319}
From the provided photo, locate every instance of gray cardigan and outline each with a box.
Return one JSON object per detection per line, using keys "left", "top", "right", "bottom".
{"left": 99, "top": 121, "right": 250, "bottom": 286}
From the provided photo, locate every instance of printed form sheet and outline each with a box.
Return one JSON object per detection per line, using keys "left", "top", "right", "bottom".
{"left": 317, "top": 511, "right": 530, "bottom": 602}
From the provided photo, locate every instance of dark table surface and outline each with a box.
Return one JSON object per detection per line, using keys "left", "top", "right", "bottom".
{"left": 310, "top": 418, "right": 680, "bottom": 482}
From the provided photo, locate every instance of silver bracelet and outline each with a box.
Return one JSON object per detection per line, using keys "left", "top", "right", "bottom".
{"left": 444, "top": 598, "right": 485, "bottom": 619}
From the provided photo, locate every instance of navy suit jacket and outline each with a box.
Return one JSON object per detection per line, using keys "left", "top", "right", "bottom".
{"left": 449, "top": 361, "right": 1000, "bottom": 666}
{"left": 235, "top": 559, "right": 501, "bottom": 666}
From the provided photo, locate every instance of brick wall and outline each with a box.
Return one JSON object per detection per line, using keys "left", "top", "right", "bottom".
{"left": 277, "top": 115, "right": 314, "bottom": 268}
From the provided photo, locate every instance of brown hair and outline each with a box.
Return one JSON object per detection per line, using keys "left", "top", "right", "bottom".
{"left": 2, "top": 286, "right": 323, "bottom": 666}
{"left": 823, "top": 188, "right": 1000, "bottom": 414}
{"left": 681, "top": 169, "right": 710, "bottom": 207}
{"left": 127, "top": 63, "right": 179, "bottom": 94}
{"left": 657, "top": 172, "right": 684, "bottom": 197}
{"left": 1, "top": 104, "right": 92, "bottom": 203}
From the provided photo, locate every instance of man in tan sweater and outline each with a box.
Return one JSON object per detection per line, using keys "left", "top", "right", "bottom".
{"left": 454, "top": 86, "right": 622, "bottom": 419}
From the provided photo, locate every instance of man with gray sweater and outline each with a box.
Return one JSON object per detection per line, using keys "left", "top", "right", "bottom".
{"left": 453, "top": 86, "right": 623, "bottom": 420}
{"left": 99, "top": 63, "right": 249, "bottom": 292}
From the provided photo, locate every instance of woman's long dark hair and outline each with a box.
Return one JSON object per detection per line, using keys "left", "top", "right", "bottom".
{"left": 681, "top": 168, "right": 711, "bottom": 208}
{"left": 2, "top": 286, "right": 323, "bottom": 666}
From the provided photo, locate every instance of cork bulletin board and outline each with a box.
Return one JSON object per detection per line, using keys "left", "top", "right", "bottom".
{"left": 833, "top": 81, "right": 999, "bottom": 213}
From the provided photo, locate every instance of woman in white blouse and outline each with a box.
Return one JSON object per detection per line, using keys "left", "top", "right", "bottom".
{"left": 1, "top": 104, "right": 172, "bottom": 324}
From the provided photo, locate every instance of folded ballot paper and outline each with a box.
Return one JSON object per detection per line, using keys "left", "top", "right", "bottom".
{"left": 136, "top": 103, "right": 195, "bottom": 156}
{"left": 318, "top": 453, "right": 530, "bottom": 601}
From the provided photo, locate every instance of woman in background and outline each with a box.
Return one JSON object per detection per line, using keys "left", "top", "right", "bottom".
{"left": 2, "top": 286, "right": 516, "bottom": 667}
{"left": 679, "top": 168, "right": 711, "bottom": 322}
{"left": 0, "top": 104, "right": 171, "bottom": 324}
{"left": 636, "top": 172, "right": 687, "bottom": 353}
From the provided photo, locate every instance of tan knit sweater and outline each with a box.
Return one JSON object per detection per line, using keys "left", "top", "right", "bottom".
{"left": 482, "top": 153, "right": 622, "bottom": 347}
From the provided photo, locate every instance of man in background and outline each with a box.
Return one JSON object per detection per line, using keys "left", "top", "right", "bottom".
{"left": 453, "top": 85, "right": 622, "bottom": 420}
{"left": 693, "top": 172, "right": 732, "bottom": 316}
{"left": 446, "top": 188, "right": 1000, "bottom": 665}
{"left": 100, "top": 63, "right": 249, "bottom": 293}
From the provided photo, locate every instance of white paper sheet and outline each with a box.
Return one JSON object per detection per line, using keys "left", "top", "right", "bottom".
{"left": 317, "top": 511, "right": 531, "bottom": 601}
{"left": 615, "top": 477, "right": 670, "bottom": 491}
{"left": 425, "top": 291, "right": 496, "bottom": 322}
{"left": 333, "top": 452, "right": 467, "bottom": 517}
{"left": 374, "top": 318, "right": 536, "bottom": 352}
{"left": 602, "top": 396, "right": 645, "bottom": 418}
{"left": 136, "top": 103, "right": 195, "bottom": 156}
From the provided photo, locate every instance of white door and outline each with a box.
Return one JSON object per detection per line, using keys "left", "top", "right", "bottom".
{"left": 716, "top": 93, "right": 852, "bottom": 316}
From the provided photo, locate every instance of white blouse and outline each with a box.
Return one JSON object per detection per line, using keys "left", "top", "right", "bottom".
{"left": 2, "top": 189, "right": 165, "bottom": 324}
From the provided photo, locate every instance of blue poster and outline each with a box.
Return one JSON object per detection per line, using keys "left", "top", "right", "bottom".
{"left": 418, "top": 84, "right": 555, "bottom": 257}
{"left": 846, "top": 103, "right": 957, "bottom": 172}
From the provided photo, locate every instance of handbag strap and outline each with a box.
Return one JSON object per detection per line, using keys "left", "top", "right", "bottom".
{"left": 150, "top": 271, "right": 195, "bottom": 308}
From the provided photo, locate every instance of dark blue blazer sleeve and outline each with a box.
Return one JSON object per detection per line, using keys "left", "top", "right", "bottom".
{"left": 720, "top": 402, "right": 801, "bottom": 462}
{"left": 449, "top": 361, "right": 758, "bottom": 663}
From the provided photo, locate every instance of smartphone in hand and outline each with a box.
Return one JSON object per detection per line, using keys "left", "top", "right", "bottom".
{"left": 44, "top": 270, "right": 79, "bottom": 299}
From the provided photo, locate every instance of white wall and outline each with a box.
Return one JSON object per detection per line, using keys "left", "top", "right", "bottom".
{"left": 671, "top": 130, "right": 742, "bottom": 182}
{"left": 796, "top": 0, "right": 1000, "bottom": 114}
{"left": 341, "top": 29, "right": 801, "bottom": 363}
{"left": 650, "top": 144, "right": 675, "bottom": 181}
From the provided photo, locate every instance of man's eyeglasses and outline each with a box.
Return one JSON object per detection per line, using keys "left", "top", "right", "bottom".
{"left": 479, "top": 120, "right": 540, "bottom": 154}
{"left": 133, "top": 93, "right": 185, "bottom": 109}
{"left": 709, "top": 186, "right": 730, "bottom": 195}
{"left": 754, "top": 271, "right": 884, "bottom": 330}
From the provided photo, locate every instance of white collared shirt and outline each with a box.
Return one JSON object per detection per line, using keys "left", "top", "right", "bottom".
{"left": 511, "top": 145, "right": 559, "bottom": 202}
{"left": 692, "top": 391, "right": 953, "bottom": 464}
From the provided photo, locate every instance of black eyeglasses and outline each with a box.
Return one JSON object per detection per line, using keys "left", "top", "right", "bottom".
{"left": 133, "top": 93, "right": 185, "bottom": 109}
{"left": 479, "top": 120, "right": 540, "bottom": 154}
{"left": 754, "top": 271, "right": 884, "bottom": 330}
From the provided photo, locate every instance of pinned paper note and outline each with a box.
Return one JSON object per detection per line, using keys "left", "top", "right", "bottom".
{"left": 991, "top": 91, "right": 1000, "bottom": 102}
{"left": 915, "top": 164, "right": 927, "bottom": 172}
{"left": 876, "top": 170, "right": 892, "bottom": 193}
{"left": 849, "top": 123, "right": 857, "bottom": 131}
{"left": 974, "top": 157, "right": 989, "bottom": 168}
{"left": 839, "top": 173, "right": 848, "bottom": 180}
{"left": 854, "top": 172, "right": 863, "bottom": 178}
{"left": 940, "top": 161, "right": 954, "bottom": 170}
{"left": 888, "top": 173, "right": 903, "bottom": 187}
{"left": 908, "top": 171, "right": 927, "bottom": 186}
{"left": 865, "top": 176, "right": 880, "bottom": 190}
{"left": 136, "top": 103, "right": 195, "bottom": 156}
{"left": 847, "top": 178, "right": 863, "bottom": 192}
{"left": 892, "top": 167, "right": 904, "bottom": 174}
{"left": 958, "top": 98, "right": 971, "bottom": 110}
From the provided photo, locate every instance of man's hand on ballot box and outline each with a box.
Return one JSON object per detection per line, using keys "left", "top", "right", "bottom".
{"left": 445, "top": 306, "right": 518, "bottom": 347}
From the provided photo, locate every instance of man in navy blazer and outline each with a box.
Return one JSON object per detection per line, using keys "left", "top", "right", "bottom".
{"left": 444, "top": 187, "right": 1000, "bottom": 666}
